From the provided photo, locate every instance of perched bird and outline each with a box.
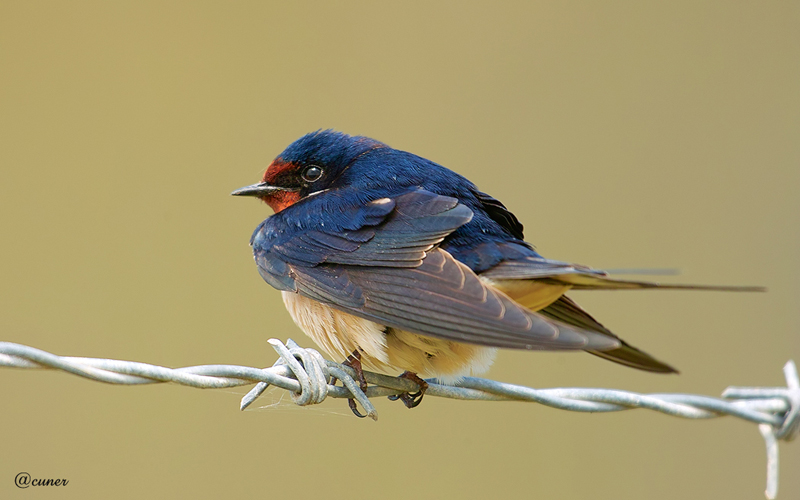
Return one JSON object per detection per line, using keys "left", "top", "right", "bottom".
{"left": 232, "top": 130, "right": 760, "bottom": 413}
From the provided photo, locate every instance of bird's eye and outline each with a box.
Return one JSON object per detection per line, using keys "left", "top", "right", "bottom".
{"left": 301, "top": 165, "right": 323, "bottom": 183}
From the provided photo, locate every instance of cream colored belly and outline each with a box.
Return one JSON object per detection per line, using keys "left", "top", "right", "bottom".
{"left": 281, "top": 291, "right": 496, "bottom": 383}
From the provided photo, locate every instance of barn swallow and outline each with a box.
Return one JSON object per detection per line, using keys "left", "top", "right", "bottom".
{"left": 232, "top": 130, "right": 762, "bottom": 414}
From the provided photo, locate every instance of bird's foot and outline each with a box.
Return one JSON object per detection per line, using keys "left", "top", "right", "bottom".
{"left": 335, "top": 349, "right": 369, "bottom": 418}
{"left": 388, "top": 371, "right": 428, "bottom": 409}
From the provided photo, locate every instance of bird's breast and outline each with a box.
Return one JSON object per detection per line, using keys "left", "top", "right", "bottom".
{"left": 281, "top": 290, "right": 390, "bottom": 369}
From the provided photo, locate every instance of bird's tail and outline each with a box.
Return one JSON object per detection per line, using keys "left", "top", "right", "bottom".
{"left": 549, "top": 273, "right": 765, "bottom": 292}
{"left": 539, "top": 295, "right": 678, "bottom": 373}
{"left": 584, "top": 343, "right": 677, "bottom": 373}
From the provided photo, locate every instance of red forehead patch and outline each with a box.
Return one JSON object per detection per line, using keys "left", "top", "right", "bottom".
{"left": 259, "top": 160, "right": 302, "bottom": 212}
{"left": 263, "top": 160, "right": 296, "bottom": 184}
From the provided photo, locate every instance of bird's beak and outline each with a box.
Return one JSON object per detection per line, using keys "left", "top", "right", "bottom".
{"left": 230, "top": 182, "right": 285, "bottom": 197}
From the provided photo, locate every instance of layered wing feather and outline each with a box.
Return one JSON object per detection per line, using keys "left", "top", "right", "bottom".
{"left": 252, "top": 189, "right": 620, "bottom": 352}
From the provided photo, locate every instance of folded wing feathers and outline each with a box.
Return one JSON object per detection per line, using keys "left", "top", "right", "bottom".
{"left": 256, "top": 189, "right": 622, "bottom": 352}
{"left": 344, "top": 249, "right": 620, "bottom": 351}
{"left": 323, "top": 190, "right": 473, "bottom": 267}
{"left": 480, "top": 257, "right": 606, "bottom": 280}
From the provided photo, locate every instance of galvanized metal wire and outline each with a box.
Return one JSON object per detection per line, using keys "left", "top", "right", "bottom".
{"left": 0, "top": 339, "right": 796, "bottom": 498}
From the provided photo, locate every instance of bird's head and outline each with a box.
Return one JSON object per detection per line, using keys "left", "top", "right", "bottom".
{"left": 231, "top": 130, "right": 386, "bottom": 212}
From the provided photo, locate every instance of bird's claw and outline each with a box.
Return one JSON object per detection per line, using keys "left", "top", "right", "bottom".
{"left": 335, "top": 350, "right": 369, "bottom": 418}
{"left": 388, "top": 371, "right": 428, "bottom": 409}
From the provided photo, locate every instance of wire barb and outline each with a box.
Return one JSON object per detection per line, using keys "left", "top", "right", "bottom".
{"left": 0, "top": 340, "right": 796, "bottom": 498}
{"left": 720, "top": 361, "right": 799, "bottom": 500}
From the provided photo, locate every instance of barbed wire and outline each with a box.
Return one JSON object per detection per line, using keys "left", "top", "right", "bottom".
{"left": 0, "top": 339, "right": 797, "bottom": 499}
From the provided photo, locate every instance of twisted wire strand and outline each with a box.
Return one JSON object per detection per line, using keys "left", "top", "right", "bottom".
{"left": 0, "top": 340, "right": 797, "bottom": 498}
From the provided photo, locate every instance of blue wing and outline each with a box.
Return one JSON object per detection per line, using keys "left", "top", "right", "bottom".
{"left": 251, "top": 188, "right": 620, "bottom": 351}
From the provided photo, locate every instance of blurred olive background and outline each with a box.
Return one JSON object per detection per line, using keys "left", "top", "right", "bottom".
{"left": 1, "top": 1, "right": 798, "bottom": 499}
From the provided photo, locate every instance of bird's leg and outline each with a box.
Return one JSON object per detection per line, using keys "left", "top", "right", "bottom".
{"left": 387, "top": 371, "right": 429, "bottom": 409}
{"left": 339, "top": 349, "right": 369, "bottom": 418}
